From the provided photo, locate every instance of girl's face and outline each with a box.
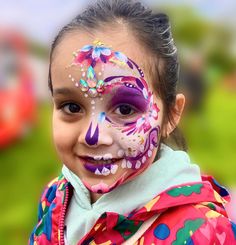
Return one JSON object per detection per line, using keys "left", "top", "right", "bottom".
{"left": 51, "top": 30, "right": 164, "bottom": 200}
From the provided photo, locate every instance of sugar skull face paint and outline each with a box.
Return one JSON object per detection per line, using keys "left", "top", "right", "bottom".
{"left": 52, "top": 36, "right": 164, "bottom": 199}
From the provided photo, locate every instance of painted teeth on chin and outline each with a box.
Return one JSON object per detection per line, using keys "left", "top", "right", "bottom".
{"left": 127, "top": 161, "right": 132, "bottom": 169}
{"left": 135, "top": 161, "right": 142, "bottom": 169}
{"left": 102, "top": 167, "right": 110, "bottom": 176}
{"left": 148, "top": 150, "right": 152, "bottom": 157}
{"left": 117, "top": 149, "right": 125, "bottom": 157}
{"left": 142, "top": 156, "right": 146, "bottom": 164}
{"left": 95, "top": 169, "right": 102, "bottom": 175}
{"left": 140, "top": 145, "right": 145, "bottom": 152}
{"left": 121, "top": 159, "right": 126, "bottom": 169}
{"left": 111, "top": 164, "right": 118, "bottom": 174}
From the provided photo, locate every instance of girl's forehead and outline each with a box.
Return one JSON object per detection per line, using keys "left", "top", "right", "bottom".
{"left": 51, "top": 33, "right": 156, "bottom": 97}
{"left": 52, "top": 31, "right": 149, "bottom": 77}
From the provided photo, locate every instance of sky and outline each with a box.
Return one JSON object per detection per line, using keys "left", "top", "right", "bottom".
{"left": 0, "top": 0, "right": 88, "bottom": 44}
{"left": 0, "top": 0, "right": 236, "bottom": 45}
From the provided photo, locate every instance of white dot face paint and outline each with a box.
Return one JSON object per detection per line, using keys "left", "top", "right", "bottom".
{"left": 52, "top": 39, "right": 164, "bottom": 197}
{"left": 117, "top": 149, "right": 125, "bottom": 158}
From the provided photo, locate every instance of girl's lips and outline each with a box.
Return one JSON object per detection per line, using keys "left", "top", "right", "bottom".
{"left": 78, "top": 157, "right": 121, "bottom": 175}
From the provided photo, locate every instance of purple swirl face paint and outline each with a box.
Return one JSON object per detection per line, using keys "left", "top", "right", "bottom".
{"left": 110, "top": 85, "right": 149, "bottom": 113}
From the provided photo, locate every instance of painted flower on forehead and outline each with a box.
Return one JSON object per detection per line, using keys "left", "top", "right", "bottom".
{"left": 70, "top": 40, "right": 144, "bottom": 97}
{"left": 110, "top": 51, "right": 129, "bottom": 67}
{"left": 73, "top": 40, "right": 133, "bottom": 70}
{"left": 73, "top": 40, "right": 112, "bottom": 67}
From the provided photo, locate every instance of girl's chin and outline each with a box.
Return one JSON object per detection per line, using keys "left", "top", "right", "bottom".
{"left": 80, "top": 160, "right": 152, "bottom": 194}
{"left": 82, "top": 172, "right": 127, "bottom": 194}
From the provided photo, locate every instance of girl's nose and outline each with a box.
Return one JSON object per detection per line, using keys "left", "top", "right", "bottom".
{"left": 78, "top": 120, "right": 113, "bottom": 147}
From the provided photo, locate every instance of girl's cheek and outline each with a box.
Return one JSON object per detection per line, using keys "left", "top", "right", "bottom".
{"left": 111, "top": 106, "right": 161, "bottom": 171}
{"left": 113, "top": 111, "right": 162, "bottom": 156}
{"left": 114, "top": 130, "right": 148, "bottom": 157}
{"left": 52, "top": 115, "right": 76, "bottom": 150}
{"left": 120, "top": 135, "right": 139, "bottom": 156}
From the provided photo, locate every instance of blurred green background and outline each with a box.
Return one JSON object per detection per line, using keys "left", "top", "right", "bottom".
{"left": 0, "top": 1, "right": 236, "bottom": 244}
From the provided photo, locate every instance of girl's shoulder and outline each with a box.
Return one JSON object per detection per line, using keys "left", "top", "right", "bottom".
{"left": 136, "top": 177, "right": 236, "bottom": 244}
{"left": 141, "top": 200, "right": 236, "bottom": 244}
{"left": 122, "top": 200, "right": 236, "bottom": 245}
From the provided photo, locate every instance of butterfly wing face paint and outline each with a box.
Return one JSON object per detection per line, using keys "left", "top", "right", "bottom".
{"left": 62, "top": 40, "right": 163, "bottom": 194}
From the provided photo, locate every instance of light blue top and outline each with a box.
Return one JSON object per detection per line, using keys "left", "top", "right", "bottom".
{"left": 62, "top": 144, "right": 201, "bottom": 245}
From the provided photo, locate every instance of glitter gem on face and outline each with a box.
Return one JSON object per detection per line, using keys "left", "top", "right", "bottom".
{"left": 77, "top": 65, "right": 105, "bottom": 98}
{"left": 88, "top": 88, "right": 98, "bottom": 97}
{"left": 87, "top": 66, "right": 97, "bottom": 87}
{"left": 96, "top": 79, "right": 105, "bottom": 93}
{"left": 79, "top": 79, "right": 89, "bottom": 92}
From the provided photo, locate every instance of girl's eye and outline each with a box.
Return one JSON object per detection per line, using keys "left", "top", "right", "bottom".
{"left": 61, "top": 103, "right": 82, "bottom": 114}
{"left": 114, "top": 104, "right": 135, "bottom": 116}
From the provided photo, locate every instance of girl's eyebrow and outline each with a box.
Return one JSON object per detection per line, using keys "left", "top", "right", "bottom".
{"left": 53, "top": 87, "right": 78, "bottom": 96}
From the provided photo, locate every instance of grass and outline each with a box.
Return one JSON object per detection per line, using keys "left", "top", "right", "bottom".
{"left": 182, "top": 85, "right": 236, "bottom": 187}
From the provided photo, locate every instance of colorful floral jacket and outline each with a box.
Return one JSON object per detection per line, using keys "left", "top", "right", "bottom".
{"left": 29, "top": 175, "right": 236, "bottom": 245}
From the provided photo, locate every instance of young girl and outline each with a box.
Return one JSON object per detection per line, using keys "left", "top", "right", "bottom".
{"left": 29, "top": 0, "right": 236, "bottom": 244}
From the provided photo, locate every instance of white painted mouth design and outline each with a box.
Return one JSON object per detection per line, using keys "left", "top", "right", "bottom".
{"left": 81, "top": 156, "right": 120, "bottom": 176}
{"left": 94, "top": 164, "right": 119, "bottom": 176}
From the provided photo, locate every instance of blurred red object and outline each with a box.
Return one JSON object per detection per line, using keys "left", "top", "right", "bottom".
{"left": 0, "top": 29, "right": 36, "bottom": 148}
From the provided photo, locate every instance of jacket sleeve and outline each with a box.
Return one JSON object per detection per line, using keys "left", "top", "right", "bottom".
{"left": 29, "top": 177, "right": 59, "bottom": 245}
{"left": 191, "top": 212, "right": 236, "bottom": 244}
{"left": 146, "top": 203, "right": 236, "bottom": 244}
{"left": 29, "top": 187, "right": 48, "bottom": 245}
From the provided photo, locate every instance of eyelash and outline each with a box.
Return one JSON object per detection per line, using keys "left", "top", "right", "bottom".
{"left": 113, "top": 104, "right": 137, "bottom": 116}
{"left": 59, "top": 102, "right": 82, "bottom": 115}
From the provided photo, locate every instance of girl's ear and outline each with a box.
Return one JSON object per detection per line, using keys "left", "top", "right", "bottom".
{"left": 162, "top": 93, "right": 185, "bottom": 137}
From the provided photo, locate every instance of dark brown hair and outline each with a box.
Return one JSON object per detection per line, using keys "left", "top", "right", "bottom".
{"left": 48, "top": 0, "right": 187, "bottom": 151}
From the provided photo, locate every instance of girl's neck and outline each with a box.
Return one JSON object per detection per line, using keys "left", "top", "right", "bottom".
{"left": 90, "top": 192, "right": 103, "bottom": 203}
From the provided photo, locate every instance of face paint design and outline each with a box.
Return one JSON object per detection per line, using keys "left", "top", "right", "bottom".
{"left": 66, "top": 40, "right": 162, "bottom": 194}
{"left": 106, "top": 76, "right": 160, "bottom": 135}
{"left": 98, "top": 112, "right": 106, "bottom": 123}
{"left": 85, "top": 122, "right": 99, "bottom": 146}
{"left": 77, "top": 65, "right": 105, "bottom": 97}
{"left": 68, "top": 40, "right": 143, "bottom": 97}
